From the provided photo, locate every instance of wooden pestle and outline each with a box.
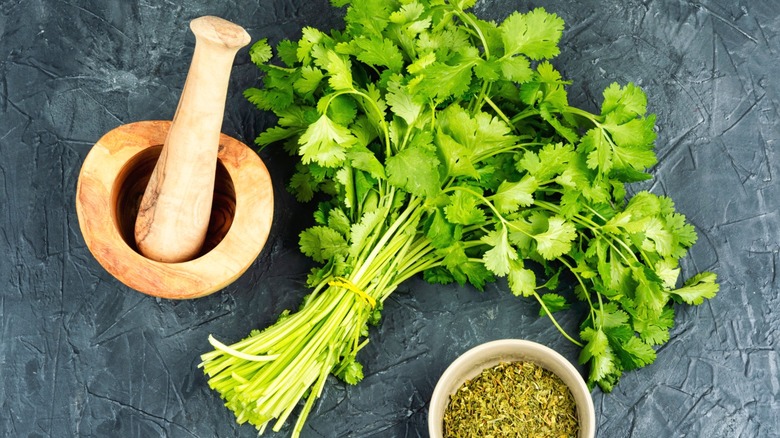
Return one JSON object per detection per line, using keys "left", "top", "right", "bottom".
{"left": 134, "top": 16, "right": 251, "bottom": 263}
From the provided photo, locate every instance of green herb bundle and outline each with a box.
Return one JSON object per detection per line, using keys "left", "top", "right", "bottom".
{"left": 200, "top": 0, "right": 719, "bottom": 435}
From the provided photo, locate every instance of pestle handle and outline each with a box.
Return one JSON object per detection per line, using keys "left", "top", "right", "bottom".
{"left": 134, "top": 16, "right": 250, "bottom": 263}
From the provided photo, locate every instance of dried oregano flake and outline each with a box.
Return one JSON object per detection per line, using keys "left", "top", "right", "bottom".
{"left": 443, "top": 361, "right": 579, "bottom": 438}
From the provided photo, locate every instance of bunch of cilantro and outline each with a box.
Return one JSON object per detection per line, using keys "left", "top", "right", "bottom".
{"left": 200, "top": 0, "right": 719, "bottom": 435}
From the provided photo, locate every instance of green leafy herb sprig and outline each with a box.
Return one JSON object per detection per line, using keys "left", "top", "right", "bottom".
{"left": 200, "top": 0, "right": 719, "bottom": 435}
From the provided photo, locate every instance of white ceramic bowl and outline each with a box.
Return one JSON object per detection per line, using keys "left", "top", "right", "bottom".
{"left": 428, "top": 339, "right": 596, "bottom": 438}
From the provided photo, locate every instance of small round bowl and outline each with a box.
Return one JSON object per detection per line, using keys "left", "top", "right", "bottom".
{"left": 429, "top": 339, "right": 596, "bottom": 438}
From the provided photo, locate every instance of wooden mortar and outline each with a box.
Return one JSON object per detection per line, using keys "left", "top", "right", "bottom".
{"left": 75, "top": 17, "right": 273, "bottom": 299}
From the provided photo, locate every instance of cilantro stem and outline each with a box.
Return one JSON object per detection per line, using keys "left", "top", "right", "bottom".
{"left": 472, "top": 81, "right": 491, "bottom": 114}
{"left": 352, "top": 196, "right": 422, "bottom": 284}
{"left": 556, "top": 257, "right": 598, "bottom": 326}
{"left": 352, "top": 186, "right": 397, "bottom": 265}
{"left": 510, "top": 108, "right": 540, "bottom": 124}
{"left": 404, "top": 250, "right": 439, "bottom": 274}
{"left": 473, "top": 142, "right": 545, "bottom": 163}
{"left": 582, "top": 204, "right": 608, "bottom": 223}
{"left": 398, "top": 238, "right": 436, "bottom": 273}
{"left": 534, "top": 199, "right": 638, "bottom": 265}
{"left": 361, "top": 225, "right": 418, "bottom": 291}
{"left": 453, "top": 6, "right": 491, "bottom": 60}
{"left": 533, "top": 292, "right": 584, "bottom": 347}
{"left": 385, "top": 258, "right": 441, "bottom": 293}
{"left": 483, "top": 95, "right": 516, "bottom": 133}
{"left": 399, "top": 120, "right": 414, "bottom": 152}
{"left": 563, "top": 105, "right": 601, "bottom": 124}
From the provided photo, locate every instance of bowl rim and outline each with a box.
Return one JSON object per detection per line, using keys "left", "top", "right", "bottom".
{"left": 428, "top": 338, "right": 596, "bottom": 438}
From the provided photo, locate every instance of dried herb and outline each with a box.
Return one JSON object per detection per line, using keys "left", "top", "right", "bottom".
{"left": 443, "top": 361, "right": 579, "bottom": 438}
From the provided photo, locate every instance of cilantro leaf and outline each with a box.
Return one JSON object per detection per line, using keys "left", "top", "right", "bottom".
{"left": 385, "top": 143, "right": 441, "bottom": 198}
{"left": 635, "top": 306, "right": 675, "bottom": 345}
{"left": 437, "top": 239, "right": 495, "bottom": 290}
{"left": 328, "top": 208, "right": 352, "bottom": 238}
{"left": 249, "top": 38, "right": 273, "bottom": 66}
{"left": 460, "top": 262, "right": 495, "bottom": 291}
{"left": 671, "top": 272, "right": 719, "bottom": 305}
{"left": 435, "top": 130, "right": 479, "bottom": 179}
{"left": 507, "top": 211, "right": 548, "bottom": 253}
{"left": 299, "top": 226, "right": 349, "bottom": 263}
{"left": 614, "top": 336, "right": 656, "bottom": 371}
{"left": 490, "top": 175, "right": 538, "bottom": 214}
{"left": 326, "top": 51, "right": 354, "bottom": 90}
{"left": 326, "top": 94, "right": 358, "bottom": 126}
{"left": 500, "top": 8, "right": 564, "bottom": 60}
{"left": 298, "top": 114, "right": 357, "bottom": 167}
{"left": 482, "top": 225, "right": 517, "bottom": 277}
{"left": 256, "top": 126, "right": 299, "bottom": 148}
{"left": 437, "top": 104, "right": 517, "bottom": 160}
{"left": 388, "top": 1, "right": 424, "bottom": 23}
{"left": 344, "top": 0, "right": 393, "bottom": 38}
{"left": 349, "top": 211, "right": 382, "bottom": 257}
{"left": 498, "top": 56, "right": 533, "bottom": 83}
{"left": 594, "top": 302, "right": 630, "bottom": 329}
{"left": 654, "top": 258, "right": 681, "bottom": 289}
{"left": 444, "top": 190, "right": 486, "bottom": 226}
{"left": 666, "top": 212, "right": 698, "bottom": 256}
{"left": 411, "top": 48, "right": 478, "bottom": 101}
{"left": 276, "top": 39, "right": 299, "bottom": 67}
{"left": 601, "top": 82, "right": 648, "bottom": 123}
{"left": 439, "top": 241, "right": 468, "bottom": 273}
{"left": 631, "top": 263, "right": 668, "bottom": 320}
{"left": 244, "top": 87, "right": 293, "bottom": 112}
{"left": 407, "top": 52, "right": 436, "bottom": 74}
{"left": 297, "top": 26, "right": 328, "bottom": 65}
{"left": 518, "top": 61, "right": 569, "bottom": 109}
{"left": 508, "top": 259, "right": 536, "bottom": 297}
{"left": 335, "top": 359, "right": 364, "bottom": 385}
{"left": 288, "top": 167, "right": 317, "bottom": 202}
{"left": 294, "top": 66, "right": 325, "bottom": 95}
{"left": 579, "top": 326, "right": 617, "bottom": 385}
{"left": 425, "top": 208, "right": 462, "bottom": 249}
{"left": 353, "top": 37, "right": 404, "bottom": 72}
{"left": 474, "top": 58, "right": 501, "bottom": 82}
{"left": 534, "top": 216, "right": 577, "bottom": 260}
{"left": 538, "top": 292, "right": 570, "bottom": 315}
{"left": 416, "top": 28, "right": 471, "bottom": 60}
{"left": 347, "top": 146, "right": 386, "bottom": 179}
{"left": 386, "top": 77, "right": 423, "bottom": 125}
{"left": 518, "top": 142, "right": 575, "bottom": 181}
{"left": 424, "top": 267, "right": 455, "bottom": 285}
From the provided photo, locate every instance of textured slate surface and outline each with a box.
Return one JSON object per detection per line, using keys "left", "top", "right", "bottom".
{"left": 1, "top": 0, "right": 778, "bottom": 437}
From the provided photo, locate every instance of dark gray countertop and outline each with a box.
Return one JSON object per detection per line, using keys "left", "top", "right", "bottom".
{"left": 2, "top": 0, "right": 778, "bottom": 436}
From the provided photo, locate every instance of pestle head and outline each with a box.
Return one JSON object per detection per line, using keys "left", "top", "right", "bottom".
{"left": 190, "top": 16, "right": 251, "bottom": 49}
